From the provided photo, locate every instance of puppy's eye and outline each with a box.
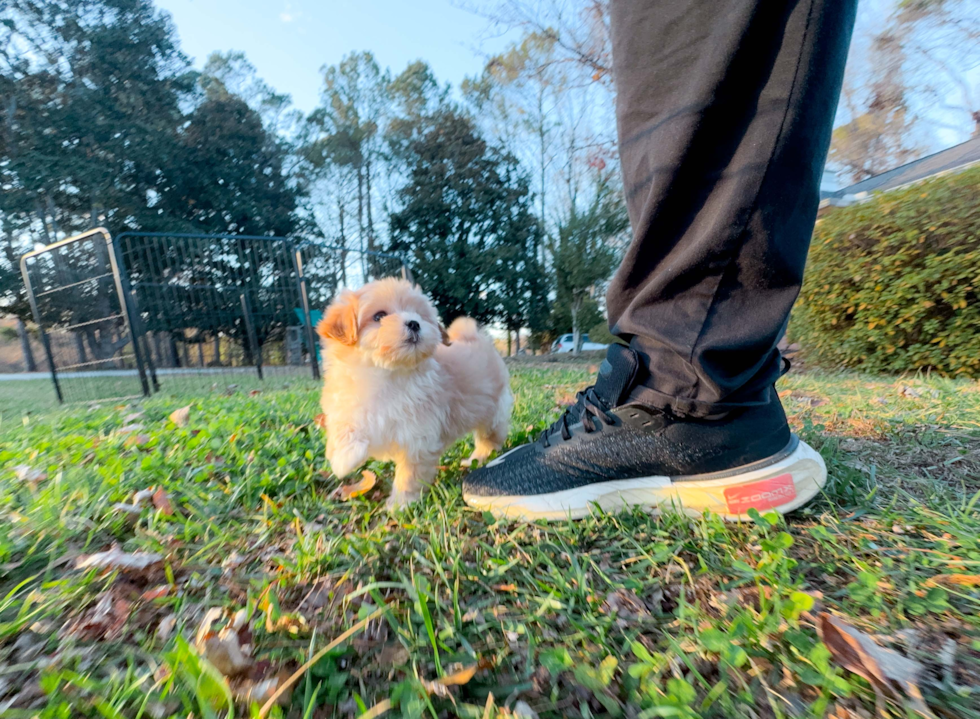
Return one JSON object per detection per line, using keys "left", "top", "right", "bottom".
{"left": 372, "top": 311, "right": 387, "bottom": 322}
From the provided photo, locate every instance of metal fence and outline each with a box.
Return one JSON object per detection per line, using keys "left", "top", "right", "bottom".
{"left": 19, "top": 228, "right": 409, "bottom": 404}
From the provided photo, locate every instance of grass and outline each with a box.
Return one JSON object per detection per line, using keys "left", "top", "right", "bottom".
{"left": 1, "top": 363, "right": 979, "bottom": 718}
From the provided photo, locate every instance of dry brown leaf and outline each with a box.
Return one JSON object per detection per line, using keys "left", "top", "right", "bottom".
{"left": 169, "top": 405, "right": 191, "bottom": 428}
{"left": 117, "top": 423, "right": 144, "bottom": 435}
{"left": 195, "top": 608, "right": 253, "bottom": 676}
{"left": 65, "top": 593, "right": 132, "bottom": 640}
{"left": 818, "top": 613, "right": 937, "bottom": 718}
{"left": 494, "top": 584, "right": 518, "bottom": 593}
{"left": 77, "top": 548, "right": 163, "bottom": 574}
{"left": 133, "top": 488, "right": 155, "bottom": 505}
{"left": 314, "top": 413, "right": 327, "bottom": 429}
{"left": 124, "top": 433, "right": 151, "bottom": 448}
{"left": 141, "top": 584, "right": 171, "bottom": 601}
{"left": 338, "top": 470, "right": 377, "bottom": 500}
{"left": 152, "top": 488, "right": 174, "bottom": 515}
{"left": 13, "top": 465, "right": 46, "bottom": 486}
{"left": 420, "top": 663, "right": 480, "bottom": 697}
{"left": 157, "top": 614, "right": 176, "bottom": 642}
{"left": 924, "top": 573, "right": 980, "bottom": 588}
{"left": 232, "top": 672, "right": 292, "bottom": 707}
{"left": 112, "top": 503, "right": 143, "bottom": 524}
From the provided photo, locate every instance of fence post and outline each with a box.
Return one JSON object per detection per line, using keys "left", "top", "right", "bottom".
{"left": 106, "top": 235, "right": 151, "bottom": 398}
{"left": 400, "top": 255, "right": 414, "bottom": 284}
{"left": 19, "top": 257, "right": 63, "bottom": 404}
{"left": 130, "top": 290, "right": 160, "bottom": 392}
{"left": 291, "top": 246, "right": 321, "bottom": 381}
{"left": 239, "top": 292, "right": 263, "bottom": 380}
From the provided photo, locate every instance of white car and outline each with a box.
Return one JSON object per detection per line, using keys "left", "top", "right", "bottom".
{"left": 551, "top": 333, "right": 608, "bottom": 353}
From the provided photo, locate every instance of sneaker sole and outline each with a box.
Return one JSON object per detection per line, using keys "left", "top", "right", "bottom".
{"left": 462, "top": 435, "right": 826, "bottom": 521}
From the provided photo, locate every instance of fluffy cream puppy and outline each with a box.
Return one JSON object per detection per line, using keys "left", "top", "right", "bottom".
{"left": 316, "top": 278, "right": 512, "bottom": 509}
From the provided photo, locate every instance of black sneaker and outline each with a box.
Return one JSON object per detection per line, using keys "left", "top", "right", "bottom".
{"left": 462, "top": 344, "right": 826, "bottom": 521}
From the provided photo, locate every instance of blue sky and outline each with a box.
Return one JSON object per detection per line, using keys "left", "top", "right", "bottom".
{"left": 154, "top": 0, "right": 512, "bottom": 113}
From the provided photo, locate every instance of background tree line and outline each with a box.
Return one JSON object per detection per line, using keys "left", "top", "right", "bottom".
{"left": 3, "top": 0, "right": 978, "bottom": 366}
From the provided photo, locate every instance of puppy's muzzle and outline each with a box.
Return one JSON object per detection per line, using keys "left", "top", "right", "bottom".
{"left": 405, "top": 320, "right": 421, "bottom": 345}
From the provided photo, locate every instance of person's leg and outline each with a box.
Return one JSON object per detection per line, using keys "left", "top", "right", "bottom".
{"left": 608, "top": 0, "right": 856, "bottom": 418}
{"left": 463, "top": 0, "right": 856, "bottom": 520}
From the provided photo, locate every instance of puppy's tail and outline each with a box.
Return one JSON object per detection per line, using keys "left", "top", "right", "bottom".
{"left": 445, "top": 317, "right": 482, "bottom": 344}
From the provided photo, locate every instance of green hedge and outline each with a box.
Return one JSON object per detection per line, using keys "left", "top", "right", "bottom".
{"left": 791, "top": 165, "right": 980, "bottom": 377}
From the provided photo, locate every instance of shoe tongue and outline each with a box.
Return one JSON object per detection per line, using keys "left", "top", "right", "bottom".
{"left": 592, "top": 344, "right": 640, "bottom": 407}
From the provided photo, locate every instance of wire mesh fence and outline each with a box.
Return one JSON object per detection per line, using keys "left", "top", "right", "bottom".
{"left": 18, "top": 228, "right": 409, "bottom": 404}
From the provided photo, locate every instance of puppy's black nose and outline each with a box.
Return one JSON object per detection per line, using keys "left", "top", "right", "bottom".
{"left": 406, "top": 320, "right": 421, "bottom": 333}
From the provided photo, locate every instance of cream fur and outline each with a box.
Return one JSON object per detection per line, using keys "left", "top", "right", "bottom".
{"left": 317, "top": 278, "right": 512, "bottom": 509}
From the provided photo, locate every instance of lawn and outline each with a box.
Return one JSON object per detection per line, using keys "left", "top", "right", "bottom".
{"left": 1, "top": 363, "right": 979, "bottom": 718}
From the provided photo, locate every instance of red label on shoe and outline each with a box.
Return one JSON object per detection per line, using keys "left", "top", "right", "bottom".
{"left": 724, "top": 473, "right": 796, "bottom": 515}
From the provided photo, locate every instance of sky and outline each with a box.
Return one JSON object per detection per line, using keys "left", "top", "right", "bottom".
{"left": 154, "top": 0, "right": 512, "bottom": 114}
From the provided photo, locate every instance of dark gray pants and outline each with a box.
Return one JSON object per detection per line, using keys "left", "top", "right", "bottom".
{"left": 607, "top": 0, "right": 857, "bottom": 418}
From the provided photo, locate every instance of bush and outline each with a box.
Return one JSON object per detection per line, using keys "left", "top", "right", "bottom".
{"left": 588, "top": 320, "right": 627, "bottom": 346}
{"left": 791, "top": 165, "right": 980, "bottom": 377}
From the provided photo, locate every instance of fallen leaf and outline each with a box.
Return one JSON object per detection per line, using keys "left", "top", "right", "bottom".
{"left": 924, "top": 574, "right": 980, "bottom": 588}
{"left": 152, "top": 488, "right": 174, "bottom": 515}
{"left": 117, "top": 423, "right": 144, "bottom": 435}
{"left": 169, "top": 405, "right": 191, "bottom": 428}
{"left": 494, "top": 584, "right": 518, "bottom": 593}
{"left": 141, "top": 585, "right": 171, "bottom": 600}
{"left": 112, "top": 502, "right": 143, "bottom": 523}
{"left": 232, "top": 671, "right": 292, "bottom": 706}
{"left": 13, "top": 465, "right": 46, "bottom": 486}
{"left": 512, "top": 700, "right": 539, "bottom": 718}
{"left": 157, "top": 614, "right": 177, "bottom": 642}
{"left": 124, "top": 433, "right": 151, "bottom": 448}
{"left": 77, "top": 548, "right": 163, "bottom": 574}
{"left": 314, "top": 413, "right": 327, "bottom": 429}
{"left": 65, "top": 593, "right": 132, "bottom": 640}
{"left": 420, "top": 663, "right": 479, "bottom": 697}
{"left": 338, "top": 470, "right": 377, "bottom": 500}
{"left": 818, "top": 613, "right": 936, "bottom": 718}
{"left": 133, "top": 488, "right": 155, "bottom": 505}
{"left": 195, "top": 608, "right": 253, "bottom": 676}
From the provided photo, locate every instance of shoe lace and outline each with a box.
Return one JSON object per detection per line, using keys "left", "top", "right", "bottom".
{"left": 539, "top": 386, "right": 617, "bottom": 447}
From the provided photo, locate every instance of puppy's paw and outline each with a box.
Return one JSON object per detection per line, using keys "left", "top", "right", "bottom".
{"left": 386, "top": 488, "right": 422, "bottom": 512}
{"left": 328, "top": 439, "right": 369, "bottom": 478}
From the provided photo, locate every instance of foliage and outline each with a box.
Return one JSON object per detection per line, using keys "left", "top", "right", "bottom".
{"left": 587, "top": 319, "right": 626, "bottom": 346}
{"left": 792, "top": 165, "right": 980, "bottom": 377}
{"left": 389, "top": 107, "right": 542, "bottom": 326}
{"left": 550, "top": 174, "right": 628, "bottom": 350}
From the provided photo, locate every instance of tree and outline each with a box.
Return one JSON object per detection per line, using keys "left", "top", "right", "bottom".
{"left": 388, "top": 107, "right": 541, "bottom": 326}
{"left": 550, "top": 175, "right": 627, "bottom": 354}
{"left": 304, "top": 52, "right": 391, "bottom": 283}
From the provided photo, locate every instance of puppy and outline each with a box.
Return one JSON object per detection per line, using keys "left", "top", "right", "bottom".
{"left": 316, "top": 278, "right": 512, "bottom": 509}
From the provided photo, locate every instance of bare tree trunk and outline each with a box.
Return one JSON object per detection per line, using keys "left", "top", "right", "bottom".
{"left": 515, "top": 329, "right": 521, "bottom": 355}
{"left": 153, "top": 333, "right": 166, "bottom": 367}
{"left": 507, "top": 329, "right": 512, "bottom": 357}
{"left": 357, "top": 164, "right": 367, "bottom": 279}
{"left": 197, "top": 341, "right": 205, "bottom": 367}
{"left": 213, "top": 334, "right": 222, "bottom": 366}
{"left": 181, "top": 340, "right": 190, "bottom": 368}
{"left": 571, "top": 299, "right": 581, "bottom": 356}
{"left": 74, "top": 332, "right": 88, "bottom": 365}
{"left": 365, "top": 155, "right": 375, "bottom": 258}
{"left": 168, "top": 336, "right": 179, "bottom": 368}
{"left": 338, "top": 198, "right": 348, "bottom": 286}
{"left": 16, "top": 318, "right": 36, "bottom": 372}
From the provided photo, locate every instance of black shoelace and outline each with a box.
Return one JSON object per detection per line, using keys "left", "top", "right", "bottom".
{"left": 540, "top": 386, "right": 617, "bottom": 447}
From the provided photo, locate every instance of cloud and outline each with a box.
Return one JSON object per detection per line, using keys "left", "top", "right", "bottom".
{"left": 279, "top": 2, "right": 297, "bottom": 23}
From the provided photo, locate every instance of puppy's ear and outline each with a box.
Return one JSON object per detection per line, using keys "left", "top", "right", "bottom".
{"left": 439, "top": 324, "right": 452, "bottom": 347}
{"left": 317, "top": 292, "right": 359, "bottom": 346}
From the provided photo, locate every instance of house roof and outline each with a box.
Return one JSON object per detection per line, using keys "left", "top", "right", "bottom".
{"left": 832, "top": 135, "right": 980, "bottom": 199}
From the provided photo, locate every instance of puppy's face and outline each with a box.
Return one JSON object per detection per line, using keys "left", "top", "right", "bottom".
{"left": 317, "top": 278, "right": 448, "bottom": 370}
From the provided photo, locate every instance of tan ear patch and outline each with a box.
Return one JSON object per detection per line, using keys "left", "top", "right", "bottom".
{"left": 317, "top": 292, "right": 360, "bottom": 346}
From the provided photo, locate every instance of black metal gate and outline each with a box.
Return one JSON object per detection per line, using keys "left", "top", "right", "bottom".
{"left": 19, "top": 227, "right": 150, "bottom": 404}
{"left": 20, "top": 228, "right": 410, "bottom": 404}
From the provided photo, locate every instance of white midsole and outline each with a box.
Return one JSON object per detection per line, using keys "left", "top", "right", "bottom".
{"left": 463, "top": 440, "right": 827, "bottom": 521}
